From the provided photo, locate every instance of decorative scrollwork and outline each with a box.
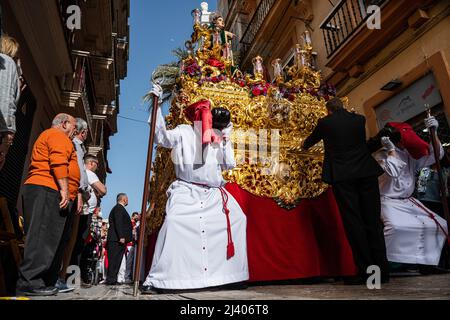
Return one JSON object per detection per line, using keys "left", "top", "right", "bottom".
{"left": 145, "top": 6, "right": 344, "bottom": 236}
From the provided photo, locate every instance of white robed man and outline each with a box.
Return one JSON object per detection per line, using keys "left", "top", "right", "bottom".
{"left": 141, "top": 84, "right": 248, "bottom": 293}
{"left": 370, "top": 116, "right": 448, "bottom": 271}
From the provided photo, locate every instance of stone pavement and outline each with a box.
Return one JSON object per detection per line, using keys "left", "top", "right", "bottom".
{"left": 29, "top": 274, "right": 450, "bottom": 300}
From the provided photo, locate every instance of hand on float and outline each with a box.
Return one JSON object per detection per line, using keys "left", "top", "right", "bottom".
{"left": 381, "top": 136, "right": 396, "bottom": 152}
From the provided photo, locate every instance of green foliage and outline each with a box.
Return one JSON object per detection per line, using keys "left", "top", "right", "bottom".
{"left": 143, "top": 47, "right": 189, "bottom": 108}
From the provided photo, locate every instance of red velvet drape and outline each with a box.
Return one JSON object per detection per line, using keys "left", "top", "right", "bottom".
{"left": 145, "top": 184, "right": 357, "bottom": 281}
{"left": 225, "top": 183, "right": 357, "bottom": 281}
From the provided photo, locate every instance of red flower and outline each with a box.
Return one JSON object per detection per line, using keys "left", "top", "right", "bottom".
{"left": 252, "top": 87, "right": 262, "bottom": 96}
{"left": 207, "top": 58, "right": 225, "bottom": 70}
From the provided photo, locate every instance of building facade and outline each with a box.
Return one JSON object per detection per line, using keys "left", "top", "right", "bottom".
{"left": 0, "top": 0, "right": 129, "bottom": 215}
{"left": 219, "top": 0, "right": 450, "bottom": 145}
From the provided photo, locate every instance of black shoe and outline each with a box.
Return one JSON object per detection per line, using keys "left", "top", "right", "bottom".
{"left": 419, "top": 265, "right": 450, "bottom": 275}
{"left": 140, "top": 286, "right": 158, "bottom": 295}
{"left": 105, "top": 281, "right": 118, "bottom": 286}
{"left": 223, "top": 282, "right": 248, "bottom": 290}
{"left": 343, "top": 276, "right": 366, "bottom": 285}
{"left": 16, "top": 286, "right": 59, "bottom": 297}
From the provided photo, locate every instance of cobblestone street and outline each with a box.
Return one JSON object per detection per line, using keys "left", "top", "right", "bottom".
{"left": 29, "top": 274, "right": 450, "bottom": 300}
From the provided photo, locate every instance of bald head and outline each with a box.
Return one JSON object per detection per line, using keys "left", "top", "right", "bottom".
{"left": 117, "top": 193, "right": 129, "bottom": 207}
{"left": 52, "top": 113, "right": 77, "bottom": 138}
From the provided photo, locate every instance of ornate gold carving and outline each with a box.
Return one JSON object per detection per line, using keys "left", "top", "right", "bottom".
{"left": 146, "top": 9, "right": 339, "bottom": 234}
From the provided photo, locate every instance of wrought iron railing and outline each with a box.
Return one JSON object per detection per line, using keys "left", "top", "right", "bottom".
{"left": 320, "top": 0, "right": 388, "bottom": 57}
{"left": 239, "top": 0, "right": 277, "bottom": 61}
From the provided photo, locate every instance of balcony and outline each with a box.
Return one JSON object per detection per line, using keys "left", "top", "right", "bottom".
{"left": 320, "top": 0, "right": 436, "bottom": 76}
{"left": 239, "top": 0, "right": 277, "bottom": 65}
{"left": 320, "top": 0, "right": 387, "bottom": 57}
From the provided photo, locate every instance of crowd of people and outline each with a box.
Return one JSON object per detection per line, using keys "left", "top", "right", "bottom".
{"left": 1, "top": 35, "right": 449, "bottom": 297}
{"left": 0, "top": 35, "right": 142, "bottom": 296}
{"left": 12, "top": 111, "right": 143, "bottom": 296}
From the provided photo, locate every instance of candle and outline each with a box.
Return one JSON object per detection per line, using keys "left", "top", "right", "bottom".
{"left": 253, "top": 56, "right": 264, "bottom": 74}
{"left": 304, "top": 31, "right": 312, "bottom": 46}
{"left": 294, "top": 44, "right": 303, "bottom": 67}
{"left": 192, "top": 9, "right": 201, "bottom": 25}
{"left": 271, "top": 59, "right": 282, "bottom": 78}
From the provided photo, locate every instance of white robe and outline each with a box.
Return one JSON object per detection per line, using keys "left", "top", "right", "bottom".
{"left": 143, "top": 109, "right": 248, "bottom": 289}
{"left": 374, "top": 144, "right": 447, "bottom": 266}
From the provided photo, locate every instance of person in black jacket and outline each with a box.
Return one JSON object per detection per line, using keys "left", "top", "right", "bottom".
{"left": 106, "top": 193, "right": 133, "bottom": 285}
{"left": 302, "top": 97, "right": 389, "bottom": 284}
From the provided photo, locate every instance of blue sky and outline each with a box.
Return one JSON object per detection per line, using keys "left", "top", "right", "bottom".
{"left": 101, "top": 0, "right": 217, "bottom": 218}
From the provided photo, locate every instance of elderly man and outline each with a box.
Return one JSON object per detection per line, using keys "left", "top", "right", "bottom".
{"left": 16, "top": 114, "right": 80, "bottom": 297}
{"left": 56, "top": 118, "right": 90, "bottom": 292}
{"left": 106, "top": 193, "right": 132, "bottom": 285}
{"left": 0, "top": 35, "right": 21, "bottom": 171}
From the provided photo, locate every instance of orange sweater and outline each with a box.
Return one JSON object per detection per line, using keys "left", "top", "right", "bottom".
{"left": 25, "top": 128, "right": 80, "bottom": 200}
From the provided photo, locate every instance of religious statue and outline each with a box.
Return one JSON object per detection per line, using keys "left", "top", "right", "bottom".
{"left": 200, "top": 2, "right": 212, "bottom": 24}
{"left": 210, "top": 15, "right": 235, "bottom": 63}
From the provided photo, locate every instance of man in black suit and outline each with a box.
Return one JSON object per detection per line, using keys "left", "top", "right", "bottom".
{"left": 106, "top": 193, "right": 133, "bottom": 285}
{"left": 302, "top": 97, "right": 389, "bottom": 284}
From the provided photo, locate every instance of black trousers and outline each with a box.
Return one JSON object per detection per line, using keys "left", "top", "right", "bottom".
{"left": 70, "top": 214, "right": 89, "bottom": 270}
{"left": 332, "top": 176, "right": 389, "bottom": 279}
{"left": 45, "top": 200, "right": 77, "bottom": 286}
{"left": 106, "top": 241, "right": 126, "bottom": 284}
{"left": 17, "top": 185, "right": 67, "bottom": 289}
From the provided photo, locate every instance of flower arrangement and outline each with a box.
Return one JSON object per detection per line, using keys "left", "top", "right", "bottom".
{"left": 317, "top": 83, "right": 336, "bottom": 101}
{"left": 231, "top": 77, "right": 247, "bottom": 88}
{"left": 207, "top": 57, "right": 225, "bottom": 70}
{"left": 198, "top": 74, "right": 228, "bottom": 85}
{"left": 250, "top": 82, "right": 271, "bottom": 97}
{"left": 183, "top": 59, "right": 202, "bottom": 77}
{"left": 278, "top": 83, "right": 336, "bottom": 101}
{"left": 280, "top": 86, "right": 303, "bottom": 101}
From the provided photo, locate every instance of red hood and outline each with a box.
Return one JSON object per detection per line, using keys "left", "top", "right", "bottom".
{"left": 184, "top": 100, "right": 221, "bottom": 144}
{"left": 388, "top": 122, "right": 429, "bottom": 159}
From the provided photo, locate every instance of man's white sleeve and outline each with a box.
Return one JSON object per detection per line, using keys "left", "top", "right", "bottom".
{"left": 415, "top": 142, "right": 445, "bottom": 170}
{"left": 374, "top": 149, "right": 407, "bottom": 178}
{"left": 152, "top": 108, "right": 181, "bottom": 149}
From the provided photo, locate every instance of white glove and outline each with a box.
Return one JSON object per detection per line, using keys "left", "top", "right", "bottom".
{"left": 150, "top": 82, "right": 163, "bottom": 99}
{"left": 381, "top": 136, "right": 396, "bottom": 152}
{"left": 424, "top": 116, "right": 438, "bottom": 130}
{"left": 221, "top": 123, "right": 233, "bottom": 141}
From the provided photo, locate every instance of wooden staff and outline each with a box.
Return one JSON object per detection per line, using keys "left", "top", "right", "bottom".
{"left": 426, "top": 107, "right": 450, "bottom": 238}
{"left": 133, "top": 93, "right": 159, "bottom": 297}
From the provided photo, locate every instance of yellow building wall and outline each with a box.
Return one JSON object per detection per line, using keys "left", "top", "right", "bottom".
{"left": 344, "top": 13, "right": 450, "bottom": 116}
